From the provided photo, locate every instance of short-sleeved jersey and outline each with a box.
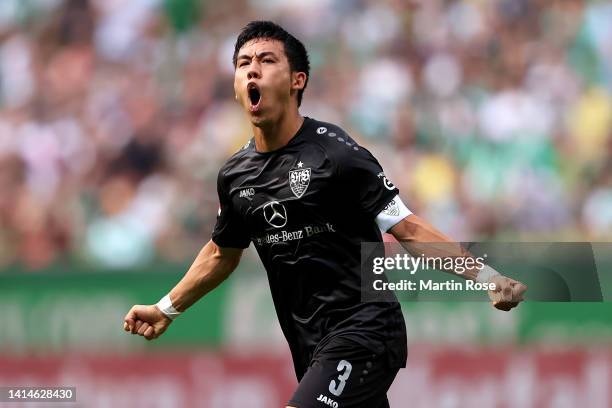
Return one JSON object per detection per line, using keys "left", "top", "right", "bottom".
{"left": 212, "top": 117, "right": 407, "bottom": 377}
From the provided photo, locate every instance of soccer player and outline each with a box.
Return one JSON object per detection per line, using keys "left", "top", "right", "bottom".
{"left": 123, "top": 21, "right": 527, "bottom": 407}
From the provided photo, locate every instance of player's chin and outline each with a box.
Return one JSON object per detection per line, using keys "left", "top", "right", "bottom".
{"left": 248, "top": 111, "right": 270, "bottom": 127}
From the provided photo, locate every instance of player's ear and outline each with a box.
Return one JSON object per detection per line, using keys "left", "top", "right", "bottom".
{"left": 291, "top": 72, "right": 307, "bottom": 91}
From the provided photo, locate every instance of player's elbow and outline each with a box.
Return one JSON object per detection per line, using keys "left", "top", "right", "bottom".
{"left": 390, "top": 214, "right": 453, "bottom": 243}
{"left": 389, "top": 214, "right": 420, "bottom": 241}
{"left": 221, "top": 253, "right": 242, "bottom": 274}
{"left": 209, "top": 240, "right": 243, "bottom": 276}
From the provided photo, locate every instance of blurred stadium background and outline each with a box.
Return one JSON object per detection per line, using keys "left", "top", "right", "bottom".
{"left": 0, "top": 0, "right": 611, "bottom": 406}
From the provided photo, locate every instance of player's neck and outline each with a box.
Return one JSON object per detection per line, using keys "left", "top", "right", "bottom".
{"left": 252, "top": 111, "right": 304, "bottom": 153}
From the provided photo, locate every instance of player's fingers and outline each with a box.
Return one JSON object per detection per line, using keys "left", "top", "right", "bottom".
{"left": 124, "top": 315, "right": 136, "bottom": 332}
{"left": 127, "top": 319, "right": 137, "bottom": 334}
{"left": 124, "top": 307, "right": 137, "bottom": 324}
{"left": 490, "top": 278, "right": 527, "bottom": 310}
{"left": 512, "top": 290, "right": 525, "bottom": 302}
{"left": 123, "top": 322, "right": 130, "bottom": 332}
{"left": 137, "top": 322, "right": 150, "bottom": 336}
{"left": 505, "top": 282, "right": 524, "bottom": 303}
{"left": 512, "top": 282, "right": 528, "bottom": 300}
{"left": 491, "top": 279, "right": 502, "bottom": 292}
{"left": 501, "top": 283, "right": 513, "bottom": 302}
{"left": 125, "top": 318, "right": 135, "bottom": 331}
{"left": 488, "top": 288, "right": 501, "bottom": 304}
{"left": 132, "top": 320, "right": 143, "bottom": 334}
{"left": 144, "top": 326, "right": 155, "bottom": 340}
{"left": 131, "top": 321, "right": 140, "bottom": 334}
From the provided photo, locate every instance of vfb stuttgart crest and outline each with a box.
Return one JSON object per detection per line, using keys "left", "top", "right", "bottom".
{"left": 289, "top": 168, "right": 311, "bottom": 198}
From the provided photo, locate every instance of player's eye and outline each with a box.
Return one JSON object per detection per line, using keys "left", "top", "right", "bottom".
{"left": 238, "top": 61, "right": 249, "bottom": 67}
{"left": 263, "top": 59, "right": 274, "bottom": 63}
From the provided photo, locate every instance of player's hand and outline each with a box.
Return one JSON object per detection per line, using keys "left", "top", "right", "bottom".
{"left": 487, "top": 275, "right": 527, "bottom": 311}
{"left": 123, "top": 304, "right": 172, "bottom": 341}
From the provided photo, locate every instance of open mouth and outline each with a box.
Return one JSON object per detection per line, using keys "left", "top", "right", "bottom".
{"left": 247, "top": 83, "right": 261, "bottom": 111}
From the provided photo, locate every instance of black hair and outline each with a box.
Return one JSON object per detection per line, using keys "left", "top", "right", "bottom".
{"left": 233, "top": 21, "right": 310, "bottom": 107}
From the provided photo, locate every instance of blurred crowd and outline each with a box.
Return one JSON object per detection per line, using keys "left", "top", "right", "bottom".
{"left": 0, "top": 0, "right": 610, "bottom": 271}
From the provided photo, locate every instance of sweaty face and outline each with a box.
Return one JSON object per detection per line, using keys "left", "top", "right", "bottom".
{"left": 234, "top": 39, "right": 297, "bottom": 126}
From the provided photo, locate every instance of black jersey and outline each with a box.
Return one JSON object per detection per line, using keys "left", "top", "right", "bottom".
{"left": 212, "top": 117, "right": 407, "bottom": 377}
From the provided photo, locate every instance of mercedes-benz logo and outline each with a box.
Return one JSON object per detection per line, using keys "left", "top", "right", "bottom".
{"left": 263, "top": 201, "right": 287, "bottom": 228}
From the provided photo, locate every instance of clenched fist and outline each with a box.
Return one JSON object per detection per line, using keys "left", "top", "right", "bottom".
{"left": 123, "top": 304, "right": 172, "bottom": 341}
{"left": 487, "top": 275, "right": 527, "bottom": 311}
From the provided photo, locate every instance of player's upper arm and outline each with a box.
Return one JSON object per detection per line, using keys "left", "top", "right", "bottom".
{"left": 211, "top": 168, "right": 251, "bottom": 249}
{"left": 207, "top": 239, "right": 244, "bottom": 269}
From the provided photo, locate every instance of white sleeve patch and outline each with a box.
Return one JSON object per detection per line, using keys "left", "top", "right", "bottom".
{"left": 375, "top": 195, "right": 412, "bottom": 232}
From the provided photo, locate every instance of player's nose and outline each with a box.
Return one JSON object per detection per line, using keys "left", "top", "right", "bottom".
{"left": 247, "top": 64, "right": 261, "bottom": 80}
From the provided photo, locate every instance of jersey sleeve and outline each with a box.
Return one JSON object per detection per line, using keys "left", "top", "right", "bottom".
{"left": 336, "top": 145, "right": 401, "bottom": 218}
{"left": 211, "top": 170, "right": 251, "bottom": 249}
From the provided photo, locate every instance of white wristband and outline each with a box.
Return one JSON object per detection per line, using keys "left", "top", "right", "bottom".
{"left": 156, "top": 294, "right": 181, "bottom": 320}
{"left": 476, "top": 265, "right": 501, "bottom": 283}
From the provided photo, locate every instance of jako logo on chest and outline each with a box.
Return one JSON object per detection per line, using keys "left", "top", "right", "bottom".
{"left": 239, "top": 188, "right": 255, "bottom": 198}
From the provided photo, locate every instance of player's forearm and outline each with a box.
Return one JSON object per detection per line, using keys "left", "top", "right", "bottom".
{"left": 389, "top": 214, "right": 479, "bottom": 280}
{"left": 168, "top": 240, "right": 242, "bottom": 312}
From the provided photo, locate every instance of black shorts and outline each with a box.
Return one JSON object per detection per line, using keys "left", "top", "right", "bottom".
{"left": 288, "top": 336, "right": 400, "bottom": 408}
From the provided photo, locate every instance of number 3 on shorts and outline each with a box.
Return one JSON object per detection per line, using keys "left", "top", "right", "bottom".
{"left": 328, "top": 360, "right": 352, "bottom": 396}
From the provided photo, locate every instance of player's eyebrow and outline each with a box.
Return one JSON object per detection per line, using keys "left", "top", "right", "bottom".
{"left": 237, "top": 50, "right": 278, "bottom": 62}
